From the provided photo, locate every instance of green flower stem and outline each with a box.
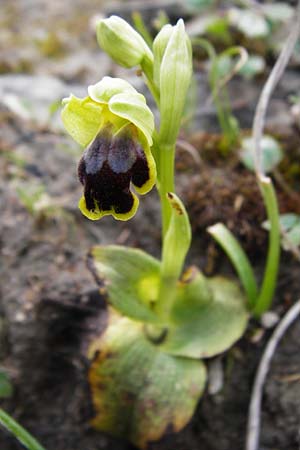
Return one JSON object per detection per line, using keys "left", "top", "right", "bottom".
{"left": 0, "top": 408, "right": 46, "bottom": 450}
{"left": 158, "top": 144, "right": 175, "bottom": 239}
{"left": 154, "top": 144, "right": 177, "bottom": 323}
{"left": 156, "top": 272, "right": 178, "bottom": 323}
{"left": 253, "top": 176, "right": 280, "bottom": 317}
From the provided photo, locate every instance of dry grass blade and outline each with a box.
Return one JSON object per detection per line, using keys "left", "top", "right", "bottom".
{"left": 253, "top": 0, "right": 300, "bottom": 178}
{"left": 245, "top": 299, "right": 300, "bottom": 450}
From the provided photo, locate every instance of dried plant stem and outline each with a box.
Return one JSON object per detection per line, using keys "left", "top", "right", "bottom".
{"left": 245, "top": 299, "right": 300, "bottom": 450}
{"left": 253, "top": 0, "right": 300, "bottom": 177}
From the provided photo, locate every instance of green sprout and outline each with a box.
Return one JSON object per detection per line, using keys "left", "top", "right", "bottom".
{"left": 194, "top": 38, "right": 246, "bottom": 150}
{"left": 58, "top": 15, "right": 284, "bottom": 448}
{"left": 0, "top": 409, "right": 45, "bottom": 450}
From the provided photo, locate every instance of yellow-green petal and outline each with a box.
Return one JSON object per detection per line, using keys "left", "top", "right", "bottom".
{"left": 109, "top": 92, "right": 154, "bottom": 147}
{"left": 88, "top": 77, "right": 137, "bottom": 104}
{"left": 61, "top": 95, "right": 103, "bottom": 147}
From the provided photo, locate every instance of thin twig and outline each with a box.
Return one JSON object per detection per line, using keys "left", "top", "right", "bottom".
{"left": 204, "top": 46, "right": 248, "bottom": 108}
{"left": 245, "top": 299, "right": 300, "bottom": 450}
{"left": 176, "top": 139, "right": 202, "bottom": 167}
{"left": 253, "top": 0, "right": 300, "bottom": 178}
{"left": 215, "top": 47, "right": 249, "bottom": 96}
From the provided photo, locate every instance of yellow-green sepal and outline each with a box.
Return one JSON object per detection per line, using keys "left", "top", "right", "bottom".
{"left": 61, "top": 95, "right": 103, "bottom": 147}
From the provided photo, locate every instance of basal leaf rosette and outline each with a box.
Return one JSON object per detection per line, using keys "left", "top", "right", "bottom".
{"left": 61, "top": 77, "right": 156, "bottom": 221}
{"left": 87, "top": 246, "right": 249, "bottom": 446}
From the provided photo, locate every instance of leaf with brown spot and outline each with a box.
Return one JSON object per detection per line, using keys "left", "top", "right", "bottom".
{"left": 88, "top": 309, "right": 206, "bottom": 449}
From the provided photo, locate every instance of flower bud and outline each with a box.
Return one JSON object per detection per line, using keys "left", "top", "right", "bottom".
{"left": 156, "top": 19, "right": 192, "bottom": 147}
{"left": 153, "top": 24, "right": 173, "bottom": 88}
{"left": 96, "top": 15, "right": 153, "bottom": 69}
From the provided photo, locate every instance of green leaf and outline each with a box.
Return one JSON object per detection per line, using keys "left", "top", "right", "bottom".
{"left": 88, "top": 245, "right": 161, "bottom": 323}
{"left": 285, "top": 224, "right": 300, "bottom": 248}
{"left": 162, "top": 193, "right": 191, "bottom": 281}
{"left": 186, "top": 0, "right": 216, "bottom": 12}
{"left": 228, "top": 8, "right": 269, "bottom": 38}
{"left": 0, "top": 409, "right": 46, "bottom": 450}
{"left": 214, "top": 54, "right": 232, "bottom": 79}
{"left": 156, "top": 193, "right": 192, "bottom": 322}
{"left": 240, "top": 135, "right": 283, "bottom": 173}
{"left": 261, "top": 3, "right": 293, "bottom": 23}
{"left": 88, "top": 310, "right": 206, "bottom": 449}
{"left": 238, "top": 55, "right": 265, "bottom": 79}
{"left": 160, "top": 268, "right": 249, "bottom": 358}
{"left": 263, "top": 213, "right": 300, "bottom": 232}
{"left": 0, "top": 371, "right": 13, "bottom": 398}
{"left": 263, "top": 213, "right": 300, "bottom": 251}
{"left": 208, "top": 223, "right": 258, "bottom": 308}
{"left": 206, "top": 17, "right": 231, "bottom": 40}
{"left": 279, "top": 213, "right": 300, "bottom": 230}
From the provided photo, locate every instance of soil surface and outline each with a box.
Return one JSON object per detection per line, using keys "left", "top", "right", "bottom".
{"left": 1, "top": 1, "right": 300, "bottom": 450}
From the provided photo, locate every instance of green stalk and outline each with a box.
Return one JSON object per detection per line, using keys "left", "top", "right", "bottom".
{"left": 0, "top": 408, "right": 46, "bottom": 450}
{"left": 253, "top": 176, "right": 280, "bottom": 317}
{"left": 146, "top": 139, "right": 178, "bottom": 323}
{"left": 158, "top": 144, "right": 175, "bottom": 238}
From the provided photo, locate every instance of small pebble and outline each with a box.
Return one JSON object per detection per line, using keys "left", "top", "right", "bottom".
{"left": 261, "top": 311, "right": 280, "bottom": 329}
